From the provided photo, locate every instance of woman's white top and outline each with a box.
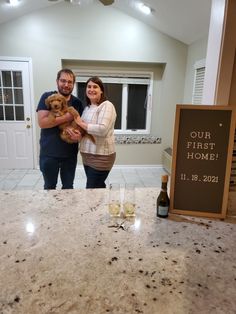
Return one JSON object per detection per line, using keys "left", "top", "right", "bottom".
{"left": 80, "top": 100, "right": 116, "bottom": 155}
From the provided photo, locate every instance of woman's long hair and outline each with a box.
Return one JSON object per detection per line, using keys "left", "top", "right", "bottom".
{"left": 85, "top": 76, "right": 107, "bottom": 106}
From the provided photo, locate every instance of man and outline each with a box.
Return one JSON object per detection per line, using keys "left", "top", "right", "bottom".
{"left": 37, "top": 69, "right": 84, "bottom": 189}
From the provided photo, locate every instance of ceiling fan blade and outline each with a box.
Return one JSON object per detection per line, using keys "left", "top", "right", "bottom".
{"left": 99, "top": 0, "right": 114, "bottom": 5}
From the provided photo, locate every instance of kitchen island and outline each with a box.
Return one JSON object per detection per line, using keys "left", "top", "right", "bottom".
{"left": 0, "top": 188, "right": 235, "bottom": 314}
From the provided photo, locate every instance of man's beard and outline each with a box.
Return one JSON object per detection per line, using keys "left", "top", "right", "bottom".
{"left": 58, "top": 87, "right": 73, "bottom": 97}
{"left": 60, "top": 91, "right": 70, "bottom": 97}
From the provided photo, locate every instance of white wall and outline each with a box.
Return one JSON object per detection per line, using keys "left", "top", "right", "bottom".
{"left": 0, "top": 2, "right": 187, "bottom": 166}
{"left": 183, "top": 0, "right": 227, "bottom": 107}
{"left": 183, "top": 37, "right": 208, "bottom": 104}
{"left": 202, "top": 0, "right": 226, "bottom": 105}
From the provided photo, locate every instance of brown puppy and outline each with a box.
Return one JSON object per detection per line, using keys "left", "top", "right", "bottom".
{"left": 45, "top": 93, "right": 95, "bottom": 144}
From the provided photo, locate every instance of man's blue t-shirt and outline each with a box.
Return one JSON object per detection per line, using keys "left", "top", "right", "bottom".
{"left": 36, "top": 91, "right": 84, "bottom": 158}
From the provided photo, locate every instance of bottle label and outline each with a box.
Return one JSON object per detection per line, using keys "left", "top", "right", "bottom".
{"left": 158, "top": 206, "right": 168, "bottom": 216}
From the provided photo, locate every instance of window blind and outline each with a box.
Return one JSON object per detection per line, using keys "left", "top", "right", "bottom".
{"left": 192, "top": 66, "right": 205, "bottom": 104}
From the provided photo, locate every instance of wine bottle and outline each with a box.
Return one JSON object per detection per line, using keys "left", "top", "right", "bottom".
{"left": 156, "top": 175, "right": 170, "bottom": 218}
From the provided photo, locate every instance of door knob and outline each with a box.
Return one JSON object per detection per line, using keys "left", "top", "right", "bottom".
{"left": 26, "top": 125, "right": 31, "bottom": 129}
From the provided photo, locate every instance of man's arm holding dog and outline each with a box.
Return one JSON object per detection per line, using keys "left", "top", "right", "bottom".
{"left": 37, "top": 110, "right": 73, "bottom": 129}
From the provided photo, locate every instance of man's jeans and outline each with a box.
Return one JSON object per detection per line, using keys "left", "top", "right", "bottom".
{"left": 40, "top": 155, "right": 77, "bottom": 189}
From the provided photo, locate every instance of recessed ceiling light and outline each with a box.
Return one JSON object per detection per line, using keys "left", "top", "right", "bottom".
{"left": 7, "top": 0, "right": 20, "bottom": 6}
{"left": 63, "top": 0, "right": 94, "bottom": 5}
{"left": 137, "top": 3, "right": 152, "bottom": 15}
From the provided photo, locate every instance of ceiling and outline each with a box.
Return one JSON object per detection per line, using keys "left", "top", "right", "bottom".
{"left": 0, "top": 0, "right": 212, "bottom": 45}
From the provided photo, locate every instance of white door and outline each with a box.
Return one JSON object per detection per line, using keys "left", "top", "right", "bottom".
{"left": 0, "top": 60, "right": 34, "bottom": 169}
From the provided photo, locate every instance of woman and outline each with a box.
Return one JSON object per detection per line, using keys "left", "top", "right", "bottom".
{"left": 68, "top": 76, "right": 117, "bottom": 189}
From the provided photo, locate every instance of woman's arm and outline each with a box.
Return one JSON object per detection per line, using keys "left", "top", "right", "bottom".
{"left": 66, "top": 106, "right": 88, "bottom": 131}
{"left": 87, "top": 102, "right": 116, "bottom": 136}
{"left": 74, "top": 115, "right": 88, "bottom": 131}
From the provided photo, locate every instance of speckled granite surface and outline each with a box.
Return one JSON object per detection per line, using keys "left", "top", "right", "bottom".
{"left": 0, "top": 188, "right": 236, "bottom": 314}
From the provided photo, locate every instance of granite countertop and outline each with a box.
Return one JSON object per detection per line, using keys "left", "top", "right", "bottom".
{"left": 0, "top": 188, "right": 236, "bottom": 314}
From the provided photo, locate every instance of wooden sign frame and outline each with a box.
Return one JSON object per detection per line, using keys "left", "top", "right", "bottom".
{"left": 170, "top": 105, "right": 236, "bottom": 218}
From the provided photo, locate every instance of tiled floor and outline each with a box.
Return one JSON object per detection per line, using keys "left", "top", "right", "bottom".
{"left": 0, "top": 166, "right": 168, "bottom": 190}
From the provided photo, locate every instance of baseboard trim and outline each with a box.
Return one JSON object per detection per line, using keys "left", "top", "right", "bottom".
{"left": 31, "top": 164, "right": 165, "bottom": 172}
{"left": 75, "top": 164, "right": 164, "bottom": 170}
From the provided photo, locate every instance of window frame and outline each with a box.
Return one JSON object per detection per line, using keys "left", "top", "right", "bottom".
{"left": 73, "top": 70, "right": 153, "bottom": 135}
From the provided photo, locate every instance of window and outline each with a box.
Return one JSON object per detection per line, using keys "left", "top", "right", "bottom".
{"left": 0, "top": 70, "right": 24, "bottom": 121}
{"left": 192, "top": 59, "right": 205, "bottom": 104}
{"left": 75, "top": 72, "right": 153, "bottom": 134}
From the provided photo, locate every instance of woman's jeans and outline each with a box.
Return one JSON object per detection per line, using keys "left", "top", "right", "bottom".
{"left": 40, "top": 155, "right": 77, "bottom": 190}
{"left": 83, "top": 165, "right": 110, "bottom": 189}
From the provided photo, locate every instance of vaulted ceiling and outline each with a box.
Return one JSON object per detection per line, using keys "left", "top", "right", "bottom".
{"left": 0, "top": 0, "right": 212, "bottom": 45}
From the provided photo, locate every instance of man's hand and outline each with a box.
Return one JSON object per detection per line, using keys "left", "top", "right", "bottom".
{"left": 65, "top": 127, "right": 82, "bottom": 142}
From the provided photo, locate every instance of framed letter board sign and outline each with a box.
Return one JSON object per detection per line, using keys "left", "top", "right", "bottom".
{"left": 170, "top": 105, "right": 236, "bottom": 218}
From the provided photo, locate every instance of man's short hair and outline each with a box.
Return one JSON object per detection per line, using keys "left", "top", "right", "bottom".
{"left": 57, "top": 68, "right": 75, "bottom": 84}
